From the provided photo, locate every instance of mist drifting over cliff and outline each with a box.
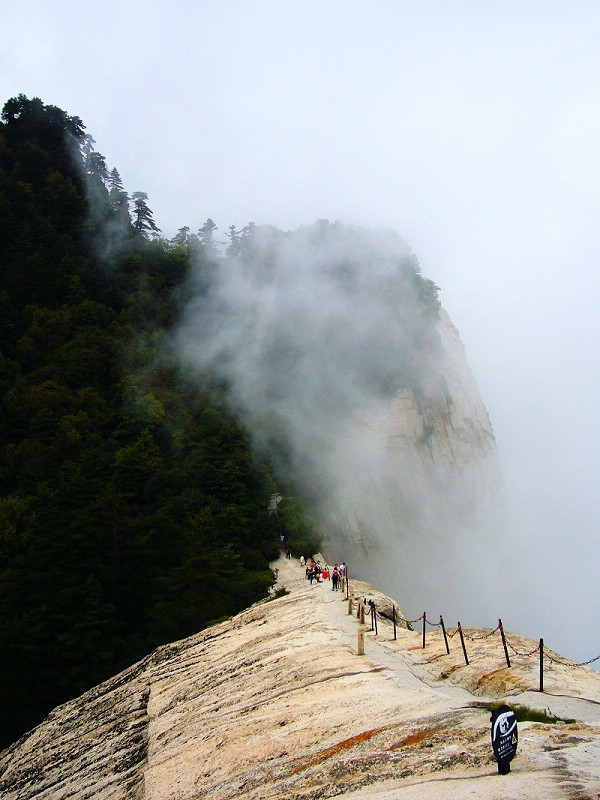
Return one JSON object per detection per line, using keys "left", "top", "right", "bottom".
{"left": 176, "top": 222, "right": 504, "bottom": 622}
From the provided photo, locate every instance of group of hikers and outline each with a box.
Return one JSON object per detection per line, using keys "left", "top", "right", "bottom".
{"left": 299, "top": 556, "right": 346, "bottom": 591}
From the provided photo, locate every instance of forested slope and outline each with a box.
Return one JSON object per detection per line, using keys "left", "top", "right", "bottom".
{"left": 0, "top": 95, "right": 320, "bottom": 749}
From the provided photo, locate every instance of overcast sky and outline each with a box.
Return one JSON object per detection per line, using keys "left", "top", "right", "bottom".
{"left": 2, "top": 1, "right": 599, "bottom": 660}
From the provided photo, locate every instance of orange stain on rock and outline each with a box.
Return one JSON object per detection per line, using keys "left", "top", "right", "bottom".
{"left": 290, "top": 724, "right": 399, "bottom": 773}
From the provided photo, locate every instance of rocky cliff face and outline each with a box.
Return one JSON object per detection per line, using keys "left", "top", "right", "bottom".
{"left": 177, "top": 222, "right": 503, "bottom": 623}
{"left": 412, "top": 307, "right": 497, "bottom": 462}
{"left": 2, "top": 557, "right": 599, "bottom": 799}
{"left": 323, "top": 306, "right": 504, "bottom": 623}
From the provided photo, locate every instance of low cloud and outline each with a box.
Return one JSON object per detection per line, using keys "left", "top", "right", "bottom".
{"left": 176, "top": 221, "right": 505, "bottom": 624}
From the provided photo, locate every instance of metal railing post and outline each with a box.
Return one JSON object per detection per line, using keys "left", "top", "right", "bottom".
{"left": 498, "top": 618, "right": 511, "bottom": 667}
{"left": 458, "top": 621, "right": 469, "bottom": 665}
{"left": 440, "top": 615, "right": 450, "bottom": 654}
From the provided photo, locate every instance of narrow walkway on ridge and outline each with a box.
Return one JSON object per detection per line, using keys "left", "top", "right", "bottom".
{"left": 273, "top": 553, "right": 600, "bottom": 726}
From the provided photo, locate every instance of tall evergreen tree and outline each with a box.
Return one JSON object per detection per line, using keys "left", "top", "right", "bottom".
{"left": 198, "top": 217, "right": 217, "bottom": 250}
{"left": 108, "top": 168, "right": 129, "bottom": 214}
{"left": 131, "top": 191, "right": 160, "bottom": 237}
{"left": 226, "top": 224, "right": 241, "bottom": 257}
{"left": 85, "top": 150, "right": 109, "bottom": 185}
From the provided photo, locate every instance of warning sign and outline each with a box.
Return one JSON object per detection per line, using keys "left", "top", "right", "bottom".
{"left": 490, "top": 704, "right": 518, "bottom": 774}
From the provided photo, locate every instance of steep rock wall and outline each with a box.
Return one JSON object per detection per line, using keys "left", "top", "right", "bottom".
{"left": 323, "top": 307, "right": 504, "bottom": 621}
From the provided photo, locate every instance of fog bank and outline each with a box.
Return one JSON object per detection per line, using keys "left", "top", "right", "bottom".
{"left": 176, "top": 222, "right": 509, "bottom": 632}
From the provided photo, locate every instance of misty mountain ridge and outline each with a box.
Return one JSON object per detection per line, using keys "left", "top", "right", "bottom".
{"left": 0, "top": 95, "right": 502, "bottom": 750}
{"left": 4, "top": 557, "right": 600, "bottom": 799}
{"left": 177, "top": 219, "right": 504, "bottom": 622}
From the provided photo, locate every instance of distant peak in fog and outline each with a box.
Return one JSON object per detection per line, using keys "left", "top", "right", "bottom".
{"left": 175, "top": 220, "right": 502, "bottom": 621}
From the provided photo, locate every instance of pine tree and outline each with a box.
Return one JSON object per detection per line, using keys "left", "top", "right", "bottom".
{"left": 226, "top": 224, "right": 241, "bottom": 257}
{"left": 85, "top": 151, "right": 109, "bottom": 185}
{"left": 131, "top": 191, "right": 160, "bottom": 237}
{"left": 108, "top": 168, "right": 127, "bottom": 208}
{"left": 198, "top": 218, "right": 217, "bottom": 250}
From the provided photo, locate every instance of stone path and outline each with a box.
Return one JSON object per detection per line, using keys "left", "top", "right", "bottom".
{"left": 275, "top": 554, "right": 600, "bottom": 799}
{"left": 2, "top": 554, "right": 600, "bottom": 799}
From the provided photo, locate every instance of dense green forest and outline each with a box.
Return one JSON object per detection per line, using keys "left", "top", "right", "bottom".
{"left": 0, "top": 95, "right": 321, "bottom": 749}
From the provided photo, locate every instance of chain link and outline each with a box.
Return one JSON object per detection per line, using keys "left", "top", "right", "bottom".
{"left": 462, "top": 626, "right": 499, "bottom": 641}
{"left": 505, "top": 638, "right": 540, "bottom": 657}
{"left": 543, "top": 646, "right": 600, "bottom": 668}
{"left": 361, "top": 599, "right": 598, "bottom": 668}
{"left": 368, "top": 606, "right": 422, "bottom": 627}
{"left": 395, "top": 614, "right": 425, "bottom": 625}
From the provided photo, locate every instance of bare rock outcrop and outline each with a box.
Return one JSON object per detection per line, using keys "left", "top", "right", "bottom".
{"left": 324, "top": 305, "right": 506, "bottom": 624}
{"left": 2, "top": 557, "right": 599, "bottom": 799}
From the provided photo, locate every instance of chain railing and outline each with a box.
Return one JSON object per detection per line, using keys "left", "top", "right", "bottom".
{"left": 542, "top": 646, "right": 600, "bottom": 668}
{"left": 344, "top": 574, "right": 599, "bottom": 694}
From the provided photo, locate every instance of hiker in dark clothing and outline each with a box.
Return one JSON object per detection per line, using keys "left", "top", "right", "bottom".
{"left": 332, "top": 565, "right": 340, "bottom": 591}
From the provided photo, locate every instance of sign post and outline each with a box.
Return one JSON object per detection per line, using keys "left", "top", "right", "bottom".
{"left": 490, "top": 705, "right": 518, "bottom": 774}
